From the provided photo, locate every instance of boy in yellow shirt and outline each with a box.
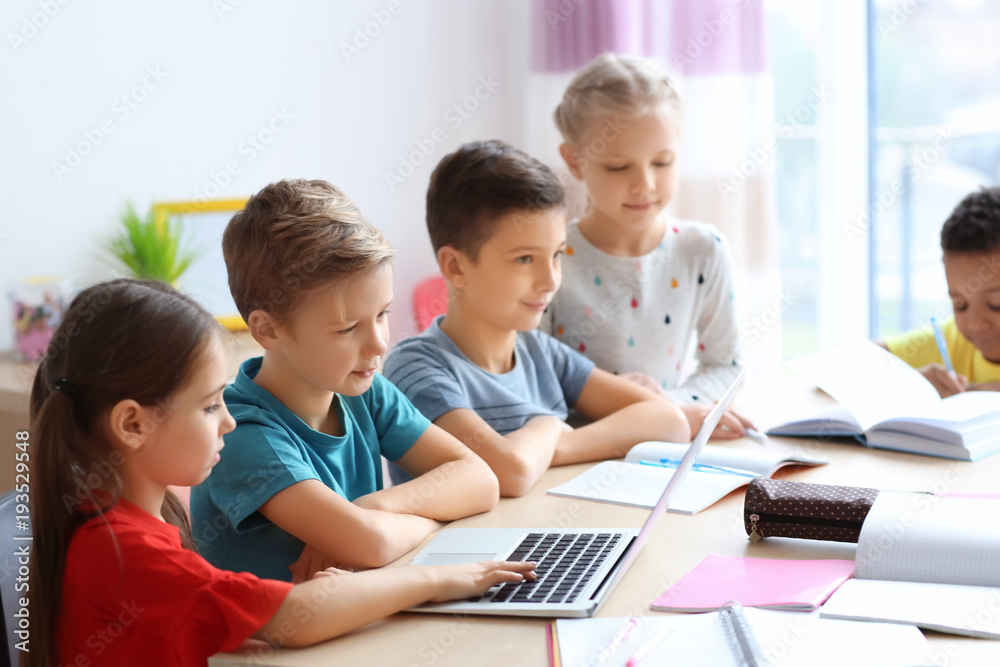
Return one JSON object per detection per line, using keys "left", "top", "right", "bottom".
{"left": 882, "top": 186, "right": 1000, "bottom": 397}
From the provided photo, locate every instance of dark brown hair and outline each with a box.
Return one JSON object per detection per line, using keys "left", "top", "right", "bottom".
{"left": 941, "top": 186, "right": 1000, "bottom": 253}
{"left": 223, "top": 179, "right": 394, "bottom": 323}
{"left": 426, "top": 140, "right": 565, "bottom": 260}
{"left": 27, "top": 279, "right": 221, "bottom": 667}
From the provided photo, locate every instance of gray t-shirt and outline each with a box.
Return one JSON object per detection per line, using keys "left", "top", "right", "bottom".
{"left": 382, "top": 316, "right": 595, "bottom": 484}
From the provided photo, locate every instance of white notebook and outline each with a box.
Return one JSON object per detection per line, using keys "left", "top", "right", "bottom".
{"left": 546, "top": 442, "right": 827, "bottom": 514}
{"left": 821, "top": 490, "right": 1000, "bottom": 638}
{"left": 767, "top": 341, "right": 1000, "bottom": 460}
{"left": 552, "top": 608, "right": 933, "bottom": 667}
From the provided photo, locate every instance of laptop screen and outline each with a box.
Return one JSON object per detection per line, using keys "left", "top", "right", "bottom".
{"left": 589, "top": 369, "right": 747, "bottom": 608}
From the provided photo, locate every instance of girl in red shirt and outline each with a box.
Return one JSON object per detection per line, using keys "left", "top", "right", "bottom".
{"left": 28, "top": 279, "right": 533, "bottom": 667}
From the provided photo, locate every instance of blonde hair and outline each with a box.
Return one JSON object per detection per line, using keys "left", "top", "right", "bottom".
{"left": 554, "top": 53, "right": 683, "bottom": 146}
{"left": 223, "top": 179, "right": 394, "bottom": 322}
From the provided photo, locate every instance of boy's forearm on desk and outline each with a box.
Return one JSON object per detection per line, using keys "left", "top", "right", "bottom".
{"left": 358, "top": 459, "right": 497, "bottom": 519}
{"left": 434, "top": 410, "right": 561, "bottom": 497}
{"left": 551, "top": 400, "right": 689, "bottom": 465}
{"left": 494, "top": 417, "right": 563, "bottom": 496}
{"left": 260, "top": 482, "right": 441, "bottom": 570}
{"left": 336, "top": 506, "right": 442, "bottom": 567}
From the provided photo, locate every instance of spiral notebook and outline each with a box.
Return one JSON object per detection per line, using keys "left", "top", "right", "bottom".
{"left": 548, "top": 605, "right": 933, "bottom": 667}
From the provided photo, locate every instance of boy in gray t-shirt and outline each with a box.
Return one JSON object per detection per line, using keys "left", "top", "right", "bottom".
{"left": 382, "top": 141, "right": 690, "bottom": 497}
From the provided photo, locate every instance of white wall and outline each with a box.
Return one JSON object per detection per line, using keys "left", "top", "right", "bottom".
{"left": 1, "top": 0, "right": 532, "bottom": 350}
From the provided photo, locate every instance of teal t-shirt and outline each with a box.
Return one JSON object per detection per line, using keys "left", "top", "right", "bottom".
{"left": 190, "top": 357, "right": 430, "bottom": 581}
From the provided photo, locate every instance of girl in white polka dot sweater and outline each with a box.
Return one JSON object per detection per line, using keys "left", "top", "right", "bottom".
{"left": 542, "top": 53, "right": 753, "bottom": 438}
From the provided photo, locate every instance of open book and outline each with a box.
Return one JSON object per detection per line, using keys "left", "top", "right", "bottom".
{"left": 546, "top": 442, "right": 827, "bottom": 514}
{"left": 820, "top": 490, "right": 1000, "bottom": 638}
{"left": 767, "top": 341, "right": 1000, "bottom": 460}
{"left": 650, "top": 555, "right": 855, "bottom": 612}
{"left": 549, "top": 607, "right": 932, "bottom": 667}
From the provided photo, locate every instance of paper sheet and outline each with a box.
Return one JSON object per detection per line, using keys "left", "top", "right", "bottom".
{"left": 786, "top": 341, "right": 941, "bottom": 431}
{"left": 856, "top": 490, "right": 1000, "bottom": 587}
{"left": 553, "top": 610, "right": 932, "bottom": 667}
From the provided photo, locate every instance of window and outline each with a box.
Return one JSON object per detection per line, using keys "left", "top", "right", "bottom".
{"left": 768, "top": 0, "right": 1000, "bottom": 357}
{"left": 871, "top": 0, "right": 1000, "bottom": 339}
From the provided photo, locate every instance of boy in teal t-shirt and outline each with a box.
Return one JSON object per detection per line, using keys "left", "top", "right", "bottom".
{"left": 193, "top": 359, "right": 428, "bottom": 581}
{"left": 191, "top": 179, "right": 499, "bottom": 581}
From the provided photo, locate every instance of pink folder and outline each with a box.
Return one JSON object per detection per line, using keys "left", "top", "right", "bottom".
{"left": 651, "top": 554, "right": 855, "bottom": 612}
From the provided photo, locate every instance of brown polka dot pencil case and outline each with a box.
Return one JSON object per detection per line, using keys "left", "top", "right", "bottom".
{"left": 744, "top": 478, "right": 880, "bottom": 543}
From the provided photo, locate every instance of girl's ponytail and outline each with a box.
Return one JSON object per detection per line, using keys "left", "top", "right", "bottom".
{"left": 27, "top": 375, "right": 102, "bottom": 667}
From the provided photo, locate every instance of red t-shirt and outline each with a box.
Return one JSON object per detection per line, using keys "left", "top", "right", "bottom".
{"left": 58, "top": 499, "right": 293, "bottom": 666}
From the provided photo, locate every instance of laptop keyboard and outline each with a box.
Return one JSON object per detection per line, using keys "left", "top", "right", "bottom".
{"left": 476, "top": 532, "right": 624, "bottom": 604}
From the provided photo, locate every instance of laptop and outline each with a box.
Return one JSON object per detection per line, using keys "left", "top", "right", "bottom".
{"left": 409, "top": 369, "right": 747, "bottom": 618}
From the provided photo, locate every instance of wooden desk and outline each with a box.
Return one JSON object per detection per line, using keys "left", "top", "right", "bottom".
{"left": 211, "top": 376, "right": 1000, "bottom": 666}
{"left": 0, "top": 353, "right": 36, "bottom": 493}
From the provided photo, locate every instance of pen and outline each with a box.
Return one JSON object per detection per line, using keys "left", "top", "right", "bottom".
{"left": 638, "top": 458, "right": 756, "bottom": 477}
{"left": 930, "top": 317, "right": 955, "bottom": 374}
{"left": 625, "top": 626, "right": 673, "bottom": 667}
{"left": 745, "top": 428, "right": 768, "bottom": 444}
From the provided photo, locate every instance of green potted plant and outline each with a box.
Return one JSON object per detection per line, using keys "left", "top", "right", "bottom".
{"left": 103, "top": 202, "right": 202, "bottom": 285}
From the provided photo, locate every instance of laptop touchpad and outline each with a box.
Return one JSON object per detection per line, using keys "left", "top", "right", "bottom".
{"left": 420, "top": 552, "right": 499, "bottom": 565}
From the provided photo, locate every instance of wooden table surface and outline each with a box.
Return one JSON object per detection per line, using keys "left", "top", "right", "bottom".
{"left": 202, "top": 373, "right": 1000, "bottom": 666}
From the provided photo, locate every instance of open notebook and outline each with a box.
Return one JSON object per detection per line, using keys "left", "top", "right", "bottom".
{"left": 767, "top": 341, "right": 1000, "bottom": 460}
{"left": 820, "top": 490, "right": 1000, "bottom": 638}
{"left": 547, "top": 442, "right": 826, "bottom": 514}
{"left": 549, "top": 607, "right": 932, "bottom": 667}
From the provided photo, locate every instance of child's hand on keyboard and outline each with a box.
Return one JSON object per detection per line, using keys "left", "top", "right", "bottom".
{"left": 426, "top": 561, "right": 538, "bottom": 602}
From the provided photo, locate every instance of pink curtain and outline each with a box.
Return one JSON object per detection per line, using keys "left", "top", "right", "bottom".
{"left": 532, "top": 0, "right": 767, "bottom": 75}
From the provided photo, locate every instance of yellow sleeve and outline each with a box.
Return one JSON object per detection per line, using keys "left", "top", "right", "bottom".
{"left": 943, "top": 318, "right": 1000, "bottom": 383}
{"left": 885, "top": 322, "right": 946, "bottom": 370}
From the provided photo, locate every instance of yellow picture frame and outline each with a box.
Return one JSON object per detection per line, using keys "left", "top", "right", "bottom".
{"left": 151, "top": 198, "right": 249, "bottom": 332}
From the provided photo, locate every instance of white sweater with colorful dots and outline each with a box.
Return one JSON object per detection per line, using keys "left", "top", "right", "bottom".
{"left": 541, "top": 218, "right": 742, "bottom": 405}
